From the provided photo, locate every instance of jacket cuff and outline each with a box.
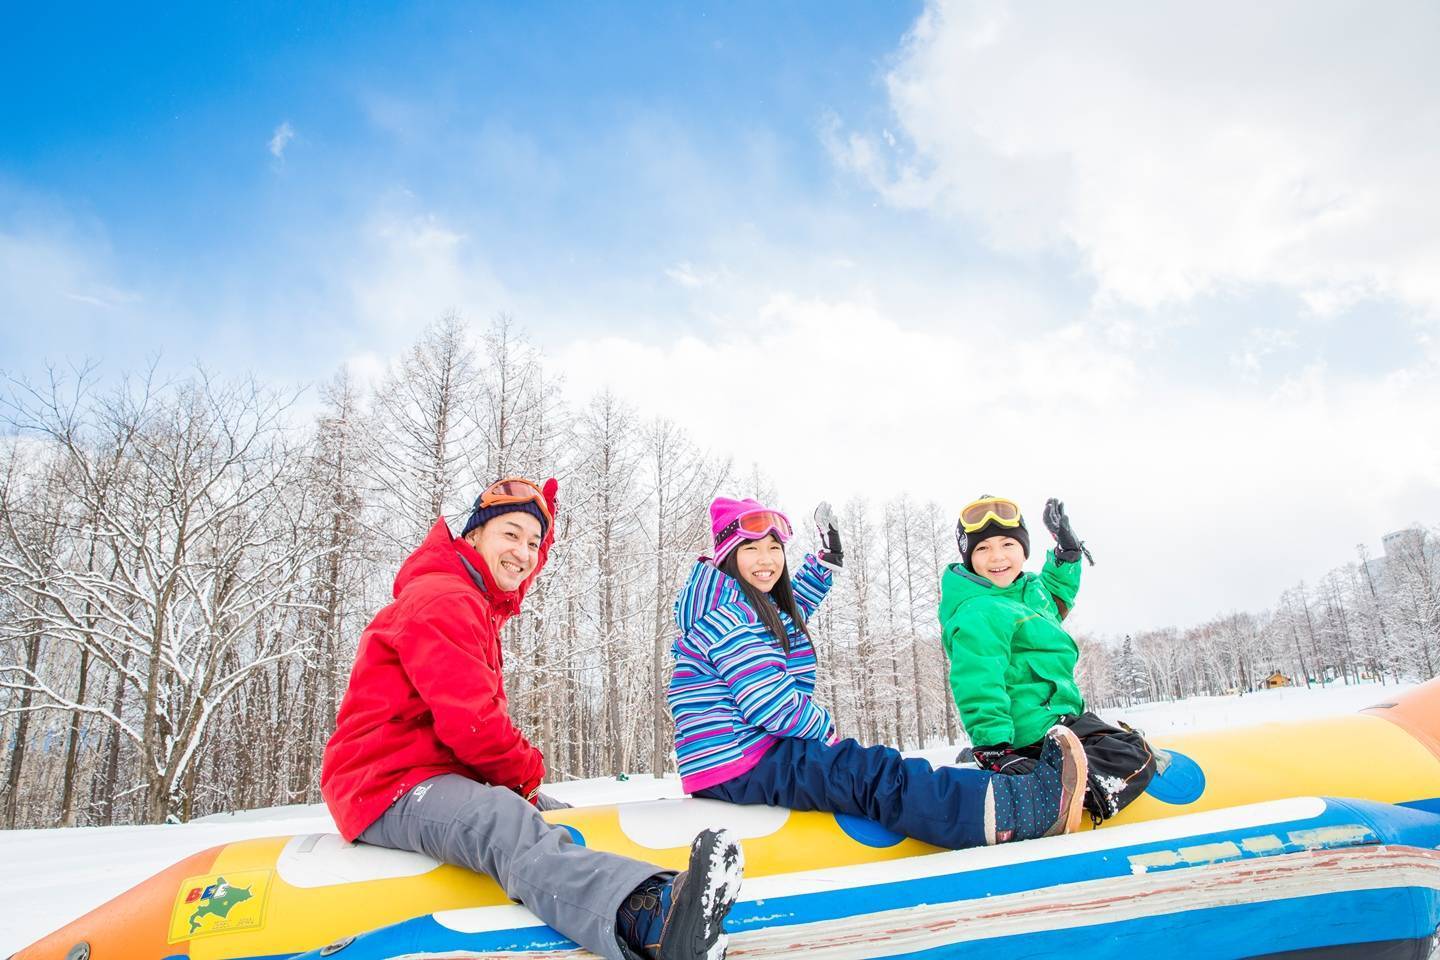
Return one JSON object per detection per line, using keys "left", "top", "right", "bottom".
{"left": 804, "top": 553, "right": 833, "bottom": 583}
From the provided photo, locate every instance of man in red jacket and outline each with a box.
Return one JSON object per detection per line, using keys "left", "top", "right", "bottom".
{"left": 322, "top": 477, "right": 743, "bottom": 960}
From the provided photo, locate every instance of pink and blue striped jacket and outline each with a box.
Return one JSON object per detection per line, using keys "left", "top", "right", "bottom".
{"left": 668, "top": 554, "right": 835, "bottom": 793}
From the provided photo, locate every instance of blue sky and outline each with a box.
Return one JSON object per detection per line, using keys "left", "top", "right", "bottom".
{"left": 2, "top": 2, "right": 934, "bottom": 368}
{"left": 4, "top": 1, "right": 1440, "bottom": 634}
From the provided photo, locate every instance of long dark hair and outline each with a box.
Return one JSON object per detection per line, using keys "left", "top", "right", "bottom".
{"left": 718, "top": 546, "right": 812, "bottom": 655}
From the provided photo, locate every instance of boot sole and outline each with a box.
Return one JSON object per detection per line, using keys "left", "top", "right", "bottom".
{"left": 659, "top": 828, "right": 745, "bottom": 960}
{"left": 1044, "top": 725, "right": 1089, "bottom": 837}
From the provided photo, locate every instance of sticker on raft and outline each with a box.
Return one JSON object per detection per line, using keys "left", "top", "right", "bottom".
{"left": 168, "top": 868, "right": 272, "bottom": 942}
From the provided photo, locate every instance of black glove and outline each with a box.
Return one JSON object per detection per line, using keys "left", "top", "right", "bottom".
{"left": 972, "top": 744, "right": 1038, "bottom": 775}
{"left": 814, "top": 502, "right": 843, "bottom": 571}
{"left": 1043, "top": 498, "right": 1094, "bottom": 566}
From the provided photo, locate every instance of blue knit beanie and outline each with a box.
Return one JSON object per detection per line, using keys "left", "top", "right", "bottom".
{"left": 461, "top": 498, "right": 550, "bottom": 539}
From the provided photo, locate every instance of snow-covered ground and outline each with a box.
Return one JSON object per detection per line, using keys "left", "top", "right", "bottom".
{"left": 1099, "top": 681, "right": 1412, "bottom": 736}
{"left": 0, "top": 680, "right": 1414, "bottom": 955}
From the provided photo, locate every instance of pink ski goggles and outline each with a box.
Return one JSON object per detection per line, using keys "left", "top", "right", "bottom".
{"left": 714, "top": 508, "right": 793, "bottom": 559}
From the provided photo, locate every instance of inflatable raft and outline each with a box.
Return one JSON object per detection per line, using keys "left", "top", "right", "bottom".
{"left": 14, "top": 679, "right": 1440, "bottom": 960}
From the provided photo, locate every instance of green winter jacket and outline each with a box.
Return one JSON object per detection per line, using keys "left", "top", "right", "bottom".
{"left": 939, "top": 550, "right": 1085, "bottom": 750}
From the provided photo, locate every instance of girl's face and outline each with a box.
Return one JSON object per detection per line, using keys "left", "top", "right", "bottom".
{"left": 734, "top": 534, "right": 786, "bottom": 593}
{"left": 970, "top": 535, "right": 1026, "bottom": 587}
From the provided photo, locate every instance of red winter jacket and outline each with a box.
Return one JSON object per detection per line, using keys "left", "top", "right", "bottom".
{"left": 321, "top": 516, "right": 552, "bottom": 840}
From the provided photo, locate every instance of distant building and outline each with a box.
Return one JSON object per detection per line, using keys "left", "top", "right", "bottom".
{"left": 1382, "top": 528, "right": 1425, "bottom": 562}
{"left": 1363, "top": 527, "right": 1436, "bottom": 596}
{"left": 1260, "top": 671, "right": 1292, "bottom": 689}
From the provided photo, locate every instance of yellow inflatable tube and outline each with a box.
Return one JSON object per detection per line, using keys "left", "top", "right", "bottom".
{"left": 1101, "top": 679, "right": 1440, "bottom": 828}
{"left": 14, "top": 679, "right": 1440, "bottom": 960}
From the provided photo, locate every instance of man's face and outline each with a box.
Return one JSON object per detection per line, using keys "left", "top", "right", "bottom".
{"left": 465, "top": 512, "right": 543, "bottom": 591}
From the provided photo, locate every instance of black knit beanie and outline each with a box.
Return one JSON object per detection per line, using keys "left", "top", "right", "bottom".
{"left": 957, "top": 516, "right": 1030, "bottom": 573}
{"left": 461, "top": 499, "right": 550, "bottom": 539}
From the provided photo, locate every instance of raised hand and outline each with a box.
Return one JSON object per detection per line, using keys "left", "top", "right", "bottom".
{"left": 1043, "top": 498, "right": 1093, "bottom": 566}
{"left": 814, "top": 502, "right": 844, "bottom": 571}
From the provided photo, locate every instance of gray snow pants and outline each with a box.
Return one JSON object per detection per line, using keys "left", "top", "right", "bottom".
{"left": 358, "top": 774, "right": 663, "bottom": 960}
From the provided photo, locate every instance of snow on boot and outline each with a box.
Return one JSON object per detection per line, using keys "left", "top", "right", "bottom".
{"left": 985, "top": 724, "right": 1088, "bottom": 843}
{"left": 658, "top": 828, "right": 744, "bottom": 960}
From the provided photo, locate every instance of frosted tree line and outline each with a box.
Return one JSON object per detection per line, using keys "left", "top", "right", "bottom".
{"left": 2, "top": 315, "right": 1437, "bottom": 829}
{"left": 1075, "top": 532, "right": 1440, "bottom": 709}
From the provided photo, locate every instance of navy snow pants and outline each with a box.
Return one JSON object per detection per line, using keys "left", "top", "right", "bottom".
{"left": 695, "top": 737, "right": 992, "bottom": 850}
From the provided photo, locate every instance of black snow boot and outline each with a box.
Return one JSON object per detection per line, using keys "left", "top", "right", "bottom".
{"left": 658, "top": 827, "right": 745, "bottom": 960}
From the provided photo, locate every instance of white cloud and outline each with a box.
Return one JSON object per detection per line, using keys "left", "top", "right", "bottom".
{"left": 664, "top": 261, "right": 717, "bottom": 288}
{"left": 837, "top": 0, "right": 1440, "bottom": 315}
{"left": 552, "top": 294, "right": 1440, "bottom": 635}
{"left": 0, "top": 223, "right": 143, "bottom": 334}
{"left": 62, "top": 287, "right": 138, "bottom": 309}
{"left": 1230, "top": 327, "right": 1297, "bottom": 378}
{"left": 341, "top": 209, "right": 512, "bottom": 349}
{"left": 339, "top": 350, "right": 389, "bottom": 389}
{"left": 268, "top": 121, "right": 295, "bottom": 159}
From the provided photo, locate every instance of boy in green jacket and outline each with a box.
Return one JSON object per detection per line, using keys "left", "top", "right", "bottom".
{"left": 940, "top": 496, "right": 1155, "bottom": 821}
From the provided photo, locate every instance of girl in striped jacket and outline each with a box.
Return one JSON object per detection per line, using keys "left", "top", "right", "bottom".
{"left": 668, "top": 496, "right": 1091, "bottom": 849}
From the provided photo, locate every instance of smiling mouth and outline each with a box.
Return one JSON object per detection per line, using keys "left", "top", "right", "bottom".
{"left": 500, "top": 560, "right": 526, "bottom": 575}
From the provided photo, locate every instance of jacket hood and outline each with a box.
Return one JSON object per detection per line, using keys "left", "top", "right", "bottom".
{"left": 675, "top": 558, "right": 748, "bottom": 635}
{"left": 393, "top": 519, "right": 523, "bottom": 616}
{"left": 939, "top": 562, "right": 1030, "bottom": 621}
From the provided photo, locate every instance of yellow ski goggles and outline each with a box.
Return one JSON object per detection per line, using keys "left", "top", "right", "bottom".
{"left": 958, "top": 497, "right": 1023, "bottom": 533}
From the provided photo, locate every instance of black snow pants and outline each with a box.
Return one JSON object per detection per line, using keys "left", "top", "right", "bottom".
{"left": 1057, "top": 712, "right": 1157, "bottom": 820}
{"left": 994, "top": 713, "right": 1157, "bottom": 821}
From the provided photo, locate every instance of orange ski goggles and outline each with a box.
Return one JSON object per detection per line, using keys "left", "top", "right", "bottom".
{"left": 715, "top": 509, "right": 794, "bottom": 549}
{"left": 958, "top": 497, "right": 1022, "bottom": 533}
{"left": 478, "top": 477, "right": 552, "bottom": 527}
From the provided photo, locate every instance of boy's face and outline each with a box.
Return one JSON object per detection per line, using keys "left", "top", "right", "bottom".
{"left": 970, "top": 535, "right": 1026, "bottom": 587}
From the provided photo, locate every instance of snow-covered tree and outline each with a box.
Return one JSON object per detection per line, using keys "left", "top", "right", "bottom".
{"left": 4, "top": 317, "right": 1436, "bottom": 829}
{"left": 363, "top": 313, "right": 484, "bottom": 548}
{"left": 1, "top": 366, "right": 326, "bottom": 823}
